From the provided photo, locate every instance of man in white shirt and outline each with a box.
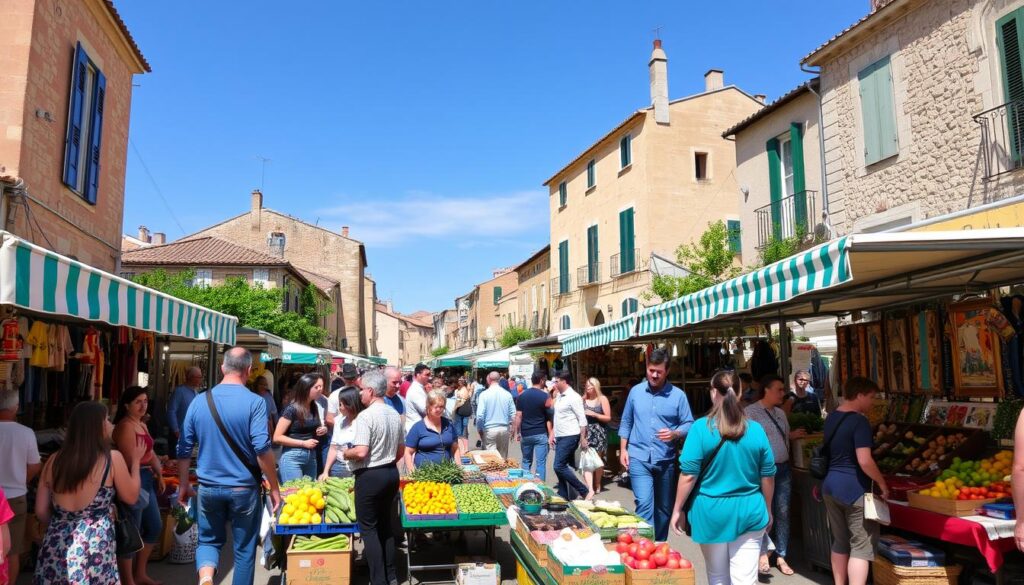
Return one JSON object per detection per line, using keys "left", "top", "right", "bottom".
{"left": 474, "top": 371, "right": 517, "bottom": 458}
{"left": 327, "top": 363, "right": 360, "bottom": 426}
{"left": 551, "top": 371, "right": 590, "bottom": 500}
{"left": 404, "top": 363, "right": 430, "bottom": 433}
{"left": 0, "top": 389, "right": 42, "bottom": 581}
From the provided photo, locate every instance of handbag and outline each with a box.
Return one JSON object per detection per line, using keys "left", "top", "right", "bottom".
{"left": 809, "top": 411, "right": 854, "bottom": 480}
{"left": 681, "top": 436, "right": 727, "bottom": 537}
{"left": 109, "top": 454, "right": 144, "bottom": 556}
{"left": 575, "top": 447, "right": 604, "bottom": 472}
{"left": 863, "top": 486, "right": 891, "bottom": 525}
{"left": 455, "top": 397, "right": 473, "bottom": 417}
{"left": 205, "top": 389, "right": 263, "bottom": 485}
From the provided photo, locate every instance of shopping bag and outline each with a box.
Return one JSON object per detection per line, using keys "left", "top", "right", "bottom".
{"left": 863, "top": 493, "right": 890, "bottom": 526}
{"left": 168, "top": 525, "right": 197, "bottom": 564}
{"left": 575, "top": 447, "right": 603, "bottom": 472}
{"left": 259, "top": 492, "right": 277, "bottom": 569}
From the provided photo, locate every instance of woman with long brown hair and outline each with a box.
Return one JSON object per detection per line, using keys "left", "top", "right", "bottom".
{"left": 670, "top": 370, "right": 776, "bottom": 585}
{"left": 582, "top": 377, "right": 611, "bottom": 495}
{"left": 274, "top": 372, "right": 328, "bottom": 482}
{"left": 34, "top": 401, "right": 145, "bottom": 585}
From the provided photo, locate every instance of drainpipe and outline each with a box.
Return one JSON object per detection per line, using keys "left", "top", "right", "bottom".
{"left": 801, "top": 64, "right": 831, "bottom": 237}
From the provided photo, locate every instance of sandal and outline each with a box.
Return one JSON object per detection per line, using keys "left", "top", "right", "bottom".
{"left": 759, "top": 556, "right": 771, "bottom": 575}
{"left": 776, "top": 557, "right": 795, "bottom": 576}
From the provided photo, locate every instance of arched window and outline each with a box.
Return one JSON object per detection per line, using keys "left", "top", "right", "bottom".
{"left": 621, "top": 298, "right": 639, "bottom": 316}
{"left": 560, "top": 315, "right": 571, "bottom": 330}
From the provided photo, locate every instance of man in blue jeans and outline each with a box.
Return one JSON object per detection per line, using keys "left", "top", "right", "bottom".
{"left": 618, "top": 347, "right": 694, "bottom": 541}
{"left": 177, "top": 348, "right": 281, "bottom": 585}
{"left": 514, "top": 371, "right": 553, "bottom": 480}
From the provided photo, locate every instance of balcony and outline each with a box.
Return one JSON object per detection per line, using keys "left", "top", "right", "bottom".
{"left": 610, "top": 250, "right": 643, "bottom": 278}
{"left": 754, "top": 190, "right": 818, "bottom": 249}
{"left": 975, "top": 99, "right": 1024, "bottom": 181}
{"left": 577, "top": 263, "right": 601, "bottom": 287}
{"left": 551, "top": 275, "right": 572, "bottom": 296}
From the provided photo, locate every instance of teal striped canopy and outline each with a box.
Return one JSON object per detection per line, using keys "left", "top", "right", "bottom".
{"left": 637, "top": 236, "right": 850, "bottom": 337}
{"left": 562, "top": 315, "right": 638, "bottom": 356}
{"left": 1, "top": 232, "right": 237, "bottom": 345}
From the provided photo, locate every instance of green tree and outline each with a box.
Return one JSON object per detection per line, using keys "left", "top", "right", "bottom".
{"left": 646, "top": 220, "right": 741, "bottom": 301}
{"left": 499, "top": 325, "right": 533, "bottom": 348}
{"left": 132, "top": 269, "right": 332, "bottom": 347}
{"left": 431, "top": 346, "right": 450, "bottom": 357}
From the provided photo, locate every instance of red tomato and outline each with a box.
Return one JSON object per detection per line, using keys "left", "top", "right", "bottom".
{"left": 637, "top": 538, "right": 651, "bottom": 549}
{"left": 615, "top": 542, "right": 629, "bottom": 554}
{"left": 624, "top": 557, "right": 637, "bottom": 569}
{"left": 666, "top": 559, "right": 681, "bottom": 570}
{"left": 620, "top": 553, "right": 631, "bottom": 565}
{"left": 678, "top": 558, "right": 693, "bottom": 569}
{"left": 651, "top": 552, "right": 668, "bottom": 567}
{"left": 627, "top": 544, "right": 638, "bottom": 557}
{"left": 636, "top": 560, "right": 653, "bottom": 570}
{"left": 641, "top": 541, "right": 657, "bottom": 555}
{"left": 635, "top": 548, "right": 651, "bottom": 561}
{"left": 657, "top": 543, "right": 671, "bottom": 556}
{"left": 617, "top": 533, "right": 634, "bottom": 545}
{"left": 668, "top": 551, "right": 682, "bottom": 561}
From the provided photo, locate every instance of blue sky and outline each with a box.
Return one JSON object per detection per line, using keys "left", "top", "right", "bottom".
{"left": 118, "top": 1, "right": 865, "bottom": 313}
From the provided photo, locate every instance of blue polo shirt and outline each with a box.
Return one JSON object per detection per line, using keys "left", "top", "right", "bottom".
{"left": 386, "top": 394, "right": 405, "bottom": 415}
{"left": 618, "top": 381, "right": 694, "bottom": 465}
{"left": 405, "top": 418, "right": 457, "bottom": 467}
{"left": 516, "top": 387, "right": 552, "bottom": 438}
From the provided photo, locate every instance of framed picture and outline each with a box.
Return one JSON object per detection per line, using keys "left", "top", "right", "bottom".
{"left": 911, "top": 310, "right": 943, "bottom": 394}
{"left": 835, "top": 325, "right": 851, "bottom": 386}
{"left": 885, "top": 316, "right": 913, "bottom": 393}
{"left": 849, "top": 324, "right": 865, "bottom": 379}
{"left": 864, "top": 322, "right": 886, "bottom": 390}
{"left": 948, "top": 299, "right": 1003, "bottom": 397}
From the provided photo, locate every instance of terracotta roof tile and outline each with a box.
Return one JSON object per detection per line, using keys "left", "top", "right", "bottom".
{"left": 121, "top": 237, "right": 290, "bottom": 266}
{"left": 103, "top": 1, "right": 150, "bottom": 72}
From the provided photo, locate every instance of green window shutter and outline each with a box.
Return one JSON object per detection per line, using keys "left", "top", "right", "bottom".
{"left": 493, "top": 286, "right": 502, "bottom": 305}
{"left": 618, "top": 207, "right": 635, "bottom": 273}
{"left": 620, "top": 135, "right": 631, "bottom": 168}
{"left": 727, "top": 219, "right": 741, "bottom": 254}
{"left": 997, "top": 9, "right": 1024, "bottom": 162}
{"left": 587, "top": 225, "right": 599, "bottom": 282}
{"left": 559, "top": 181, "right": 567, "bottom": 207}
{"left": 766, "top": 138, "right": 783, "bottom": 240}
{"left": 621, "top": 298, "right": 638, "bottom": 316}
{"left": 587, "top": 160, "right": 596, "bottom": 188}
{"left": 858, "top": 56, "right": 899, "bottom": 165}
{"left": 558, "top": 240, "right": 569, "bottom": 294}
{"left": 789, "top": 123, "right": 808, "bottom": 232}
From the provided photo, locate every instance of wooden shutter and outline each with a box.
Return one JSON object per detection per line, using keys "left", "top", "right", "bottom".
{"left": 789, "top": 123, "right": 807, "bottom": 231}
{"left": 559, "top": 181, "right": 567, "bottom": 207}
{"left": 727, "top": 219, "right": 741, "bottom": 254}
{"left": 63, "top": 43, "right": 89, "bottom": 191}
{"left": 621, "top": 298, "right": 638, "bottom": 316}
{"left": 766, "top": 138, "right": 783, "bottom": 240}
{"left": 587, "top": 160, "right": 595, "bottom": 188}
{"left": 493, "top": 286, "right": 502, "bottom": 305}
{"left": 558, "top": 240, "right": 569, "bottom": 294}
{"left": 997, "top": 9, "right": 1024, "bottom": 162}
{"left": 618, "top": 208, "right": 635, "bottom": 273}
{"left": 84, "top": 71, "right": 106, "bottom": 205}
{"left": 620, "top": 135, "right": 631, "bottom": 167}
{"left": 859, "top": 56, "right": 899, "bottom": 165}
{"left": 587, "top": 225, "right": 599, "bottom": 282}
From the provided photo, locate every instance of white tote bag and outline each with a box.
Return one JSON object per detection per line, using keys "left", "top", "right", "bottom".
{"left": 863, "top": 493, "right": 890, "bottom": 526}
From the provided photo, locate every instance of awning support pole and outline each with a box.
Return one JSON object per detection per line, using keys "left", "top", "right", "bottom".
{"left": 778, "top": 316, "right": 790, "bottom": 385}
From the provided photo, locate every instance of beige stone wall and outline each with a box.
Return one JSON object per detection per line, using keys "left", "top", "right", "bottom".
{"left": 400, "top": 322, "right": 432, "bottom": 367}
{"left": 817, "top": 0, "right": 1024, "bottom": 235}
{"left": 733, "top": 91, "right": 823, "bottom": 268}
{"left": 375, "top": 309, "right": 400, "bottom": 366}
{"left": 363, "top": 276, "right": 376, "bottom": 356}
{"left": 1, "top": 0, "right": 144, "bottom": 271}
{"left": 188, "top": 206, "right": 366, "bottom": 353}
{"left": 496, "top": 290, "right": 518, "bottom": 334}
{"left": 476, "top": 271, "right": 518, "bottom": 348}
{"left": 515, "top": 248, "right": 551, "bottom": 335}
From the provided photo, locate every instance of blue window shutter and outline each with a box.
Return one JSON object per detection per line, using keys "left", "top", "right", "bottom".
{"left": 63, "top": 43, "right": 89, "bottom": 190}
{"left": 727, "top": 219, "right": 741, "bottom": 254}
{"left": 859, "top": 56, "right": 898, "bottom": 165}
{"left": 621, "top": 298, "right": 638, "bottom": 316}
{"left": 84, "top": 71, "right": 106, "bottom": 205}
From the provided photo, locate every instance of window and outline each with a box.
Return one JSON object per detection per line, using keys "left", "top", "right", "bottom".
{"left": 268, "top": 232, "right": 286, "bottom": 256}
{"left": 996, "top": 8, "right": 1024, "bottom": 162}
{"left": 558, "top": 240, "right": 569, "bottom": 294}
{"left": 727, "top": 219, "right": 742, "bottom": 254}
{"left": 621, "top": 298, "right": 639, "bottom": 316}
{"left": 780, "top": 136, "right": 795, "bottom": 198}
{"left": 618, "top": 207, "right": 636, "bottom": 275}
{"left": 586, "top": 160, "right": 596, "bottom": 189}
{"left": 694, "top": 152, "right": 708, "bottom": 180}
{"left": 63, "top": 42, "right": 107, "bottom": 204}
{"left": 193, "top": 269, "right": 213, "bottom": 288}
{"left": 586, "top": 225, "right": 599, "bottom": 283}
{"left": 493, "top": 286, "right": 502, "bottom": 305}
{"left": 620, "top": 135, "right": 632, "bottom": 168}
{"left": 560, "top": 315, "right": 571, "bottom": 330}
{"left": 558, "top": 181, "right": 567, "bottom": 208}
{"left": 858, "top": 55, "right": 898, "bottom": 165}
{"left": 253, "top": 268, "right": 270, "bottom": 287}
{"left": 120, "top": 271, "right": 135, "bottom": 280}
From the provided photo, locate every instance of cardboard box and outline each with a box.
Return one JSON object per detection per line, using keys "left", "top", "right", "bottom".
{"left": 514, "top": 516, "right": 550, "bottom": 563}
{"left": 625, "top": 565, "right": 695, "bottom": 585}
{"left": 545, "top": 544, "right": 625, "bottom": 585}
{"left": 455, "top": 561, "right": 500, "bottom": 585}
{"left": 286, "top": 536, "right": 352, "bottom": 585}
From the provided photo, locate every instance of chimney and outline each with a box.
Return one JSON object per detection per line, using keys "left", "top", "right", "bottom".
{"left": 250, "top": 189, "right": 263, "bottom": 229}
{"left": 152, "top": 232, "right": 166, "bottom": 245}
{"left": 705, "top": 69, "right": 724, "bottom": 92}
{"left": 341, "top": 226, "right": 350, "bottom": 238}
{"left": 649, "top": 40, "right": 670, "bottom": 125}
{"left": 137, "top": 225, "right": 150, "bottom": 243}
{"left": 754, "top": 94, "right": 767, "bottom": 104}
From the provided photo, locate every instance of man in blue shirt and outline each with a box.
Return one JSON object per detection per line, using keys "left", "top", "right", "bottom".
{"left": 167, "top": 366, "right": 203, "bottom": 455}
{"left": 618, "top": 347, "right": 694, "bottom": 541}
{"left": 475, "top": 371, "right": 516, "bottom": 458}
{"left": 177, "top": 348, "right": 281, "bottom": 585}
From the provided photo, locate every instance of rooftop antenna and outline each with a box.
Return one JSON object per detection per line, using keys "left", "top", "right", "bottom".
{"left": 652, "top": 25, "right": 664, "bottom": 40}
{"left": 255, "top": 155, "right": 271, "bottom": 190}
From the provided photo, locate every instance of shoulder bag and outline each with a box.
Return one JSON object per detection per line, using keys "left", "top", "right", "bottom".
{"left": 205, "top": 390, "right": 263, "bottom": 486}
{"left": 110, "top": 454, "right": 144, "bottom": 556}
{"left": 681, "top": 436, "right": 727, "bottom": 537}
{"left": 455, "top": 391, "right": 473, "bottom": 417}
{"left": 762, "top": 406, "right": 790, "bottom": 457}
{"left": 809, "top": 411, "right": 854, "bottom": 480}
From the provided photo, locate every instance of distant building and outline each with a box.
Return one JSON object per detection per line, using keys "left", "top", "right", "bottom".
{"left": 513, "top": 246, "right": 551, "bottom": 337}
{"left": 432, "top": 308, "right": 459, "bottom": 352}
{"left": 375, "top": 301, "right": 434, "bottom": 366}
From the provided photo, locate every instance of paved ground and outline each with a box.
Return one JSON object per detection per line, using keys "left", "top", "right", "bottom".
{"left": 17, "top": 426, "right": 833, "bottom": 585}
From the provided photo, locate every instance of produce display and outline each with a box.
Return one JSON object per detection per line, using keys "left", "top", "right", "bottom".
{"left": 927, "top": 451, "right": 1014, "bottom": 494}
{"left": 408, "top": 460, "right": 464, "bottom": 484}
{"left": 280, "top": 486, "right": 326, "bottom": 525}
{"left": 322, "top": 477, "right": 357, "bottom": 524}
{"left": 478, "top": 458, "right": 520, "bottom": 473}
{"left": 548, "top": 529, "right": 621, "bottom": 568}
{"left": 403, "top": 481, "right": 457, "bottom": 515}
{"left": 291, "top": 534, "right": 351, "bottom": 551}
{"left": 614, "top": 534, "right": 692, "bottom": 570}
{"left": 788, "top": 412, "right": 824, "bottom": 433}
{"left": 574, "top": 500, "right": 651, "bottom": 529}
{"left": 452, "top": 483, "right": 504, "bottom": 514}
{"left": 277, "top": 477, "right": 356, "bottom": 526}
{"left": 902, "top": 432, "right": 968, "bottom": 474}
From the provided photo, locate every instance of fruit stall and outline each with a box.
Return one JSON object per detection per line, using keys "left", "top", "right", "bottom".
{"left": 272, "top": 476, "right": 360, "bottom": 584}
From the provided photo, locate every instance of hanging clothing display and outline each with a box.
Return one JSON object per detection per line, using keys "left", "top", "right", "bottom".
{"left": 26, "top": 321, "right": 50, "bottom": 367}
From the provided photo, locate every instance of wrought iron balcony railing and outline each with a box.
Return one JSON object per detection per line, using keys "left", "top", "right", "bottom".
{"left": 577, "top": 263, "right": 601, "bottom": 287}
{"left": 551, "top": 275, "right": 572, "bottom": 296}
{"left": 974, "top": 99, "right": 1024, "bottom": 181}
{"left": 754, "top": 190, "right": 818, "bottom": 249}
{"left": 610, "top": 249, "right": 642, "bottom": 278}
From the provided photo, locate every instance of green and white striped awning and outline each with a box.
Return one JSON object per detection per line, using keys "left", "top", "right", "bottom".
{"left": 1, "top": 232, "right": 237, "bottom": 345}
{"left": 637, "top": 237, "right": 850, "bottom": 337}
{"left": 562, "top": 315, "right": 638, "bottom": 356}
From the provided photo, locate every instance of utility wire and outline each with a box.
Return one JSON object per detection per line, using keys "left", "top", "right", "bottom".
{"left": 129, "top": 138, "right": 187, "bottom": 236}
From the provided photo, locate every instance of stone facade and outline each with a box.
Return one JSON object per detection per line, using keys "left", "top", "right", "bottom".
{"left": 363, "top": 275, "right": 377, "bottom": 356}
{"left": 514, "top": 246, "right": 551, "bottom": 336}
{"left": 374, "top": 306, "right": 400, "bottom": 366}
{"left": 0, "top": 0, "right": 147, "bottom": 271}
{"left": 432, "top": 308, "right": 458, "bottom": 352}
{"left": 808, "top": 0, "right": 1024, "bottom": 234}
{"left": 476, "top": 269, "right": 518, "bottom": 349}
{"left": 184, "top": 190, "right": 369, "bottom": 353}
{"left": 399, "top": 316, "right": 433, "bottom": 367}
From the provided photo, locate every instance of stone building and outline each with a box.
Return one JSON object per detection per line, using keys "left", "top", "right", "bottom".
{"left": 374, "top": 302, "right": 401, "bottom": 366}
{"left": 0, "top": 0, "right": 148, "bottom": 271}
{"left": 803, "top": 0, "right": 1024, "bottom": 233}
{"left": 513, "top": 246, "right": 551, "bottom": 336}
{"left": 432, "top": 308, "right": 459, "bottom": 352}
{"left": 375, "top": 302, "right": 433, "bottom": 366}
{"left": 544, "top": 41, "right": 762, "bottom": 331}
{"left": 723, "top": 80, "right": 825, "bottom": 267}
{"left": 181, "top": 189, "right": 370, "bottom": 353}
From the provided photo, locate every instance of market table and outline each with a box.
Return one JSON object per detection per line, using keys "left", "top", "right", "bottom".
{"left": 888, "top": 501, "right": 1016, "bottom": 573}
{"left": 400, "top": 505, "right": 508, "bottom": 585}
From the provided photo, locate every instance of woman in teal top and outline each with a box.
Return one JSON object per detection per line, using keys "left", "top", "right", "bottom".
{"left": 670, "top": 370, "right": 775, "bottom": 585}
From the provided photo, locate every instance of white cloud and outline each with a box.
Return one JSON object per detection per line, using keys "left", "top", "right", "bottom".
{"left": 318, "top": 190, "right": 549, "bottom": 247}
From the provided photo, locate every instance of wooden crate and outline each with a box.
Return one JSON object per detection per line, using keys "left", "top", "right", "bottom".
{"left": 545, "top": 544, "right": 624, "bottom": 585}
{"left": 907, "top": 490, "right": 999, "bottom": 517}
{"left": 625, "top": 564, "right": 695, "bottom": 585}
{"left": 873, "top": 557, "right": 960, "bottom": 585}
{"left": 513, "top": 518, "right": 549, "bottom": 564}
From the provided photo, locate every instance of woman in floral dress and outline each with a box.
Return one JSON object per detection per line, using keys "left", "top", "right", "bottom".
{"left": 583, "top": 377, "right": 611, "bottom": 495}
{"left": 34, "top": 401, "right": 145, "bottom": 584}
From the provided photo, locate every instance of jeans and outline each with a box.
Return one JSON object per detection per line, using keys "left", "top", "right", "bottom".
{"left": 520, "top": 433, "right": 550, "bottom": 481}
{"left": 629, "top": 458, "right": 678, "bottom": 541}
{"left": 354, "top": 465, "right": 400, "bottom": 585}
{"left": 134, "top": 468, "right": 163, "bottom": 543}
{"left": 700, "top": 529, "right": 764, "bottom": 585}
{"left": 452, "top": 414, "right": 469, "bottom": 438}
{"left": 553, "top": 435, "right": 589, "bottom": 500}
{"left": 762, "top": 462, "right": 792, "bottom": 558}
{"left": 482, "top": 427, "right": 510, "bottom": 459}
{"left": 196, "top": 485, "right": 262, "bottom": 585}
{"left": 278, "top": 446, "right": 317, "bottom": 482}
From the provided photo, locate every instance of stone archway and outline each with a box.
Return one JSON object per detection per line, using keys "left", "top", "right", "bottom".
{"left": 593, "top": 311, "right": 606, "bottom": 326}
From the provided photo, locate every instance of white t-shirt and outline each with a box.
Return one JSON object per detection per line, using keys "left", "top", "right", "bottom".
{"left": 553, "top": 387, "right": 587, "bottom": 438}
{"left": 327, "top": 385, "right": 357, "bottom": 418}
{"left": 404, "top": 381, "right": 428, "bottom": 432}
{"left": 329, "top": 415, "right": 358, "bottom": 476}
{"left": 0, "top": 420, "right": 41, "bottom": 498}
